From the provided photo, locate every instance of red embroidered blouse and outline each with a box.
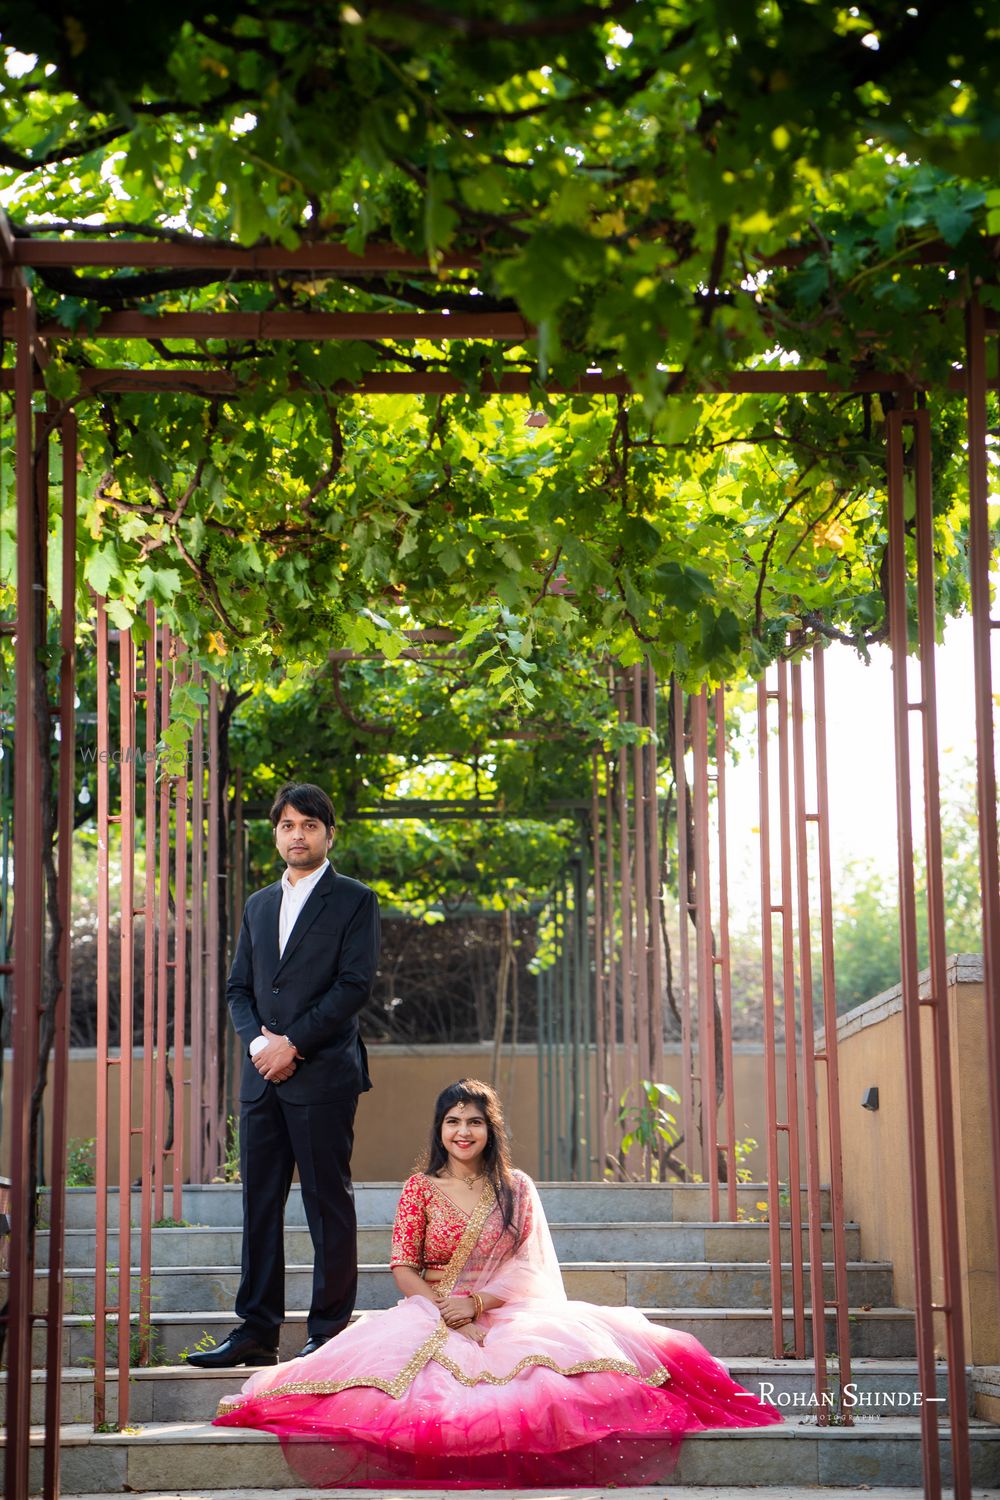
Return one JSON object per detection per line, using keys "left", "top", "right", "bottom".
{"left": 389, "top": 1173, "right": 471, "bottom": 1272}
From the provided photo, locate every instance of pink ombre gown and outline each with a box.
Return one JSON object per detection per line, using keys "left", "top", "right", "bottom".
{"left": 214, "top": 1170, "right": 780, "bottom": 1486}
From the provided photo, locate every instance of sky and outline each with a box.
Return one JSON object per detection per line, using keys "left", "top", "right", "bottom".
{"left": 720, "top": 613, "right": 984, "bottom": 918}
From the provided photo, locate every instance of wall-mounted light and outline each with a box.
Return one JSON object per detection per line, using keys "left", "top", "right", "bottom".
{"left": 862, "top": 1086, "right": 879, "bottom": 1112}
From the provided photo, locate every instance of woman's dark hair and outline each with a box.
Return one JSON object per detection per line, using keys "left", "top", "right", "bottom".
{"left": 269, "top": 781, "right": 336, "bottom": 832}
{"left": 423, "top": 1078, "right": 515, "bottom": 1231}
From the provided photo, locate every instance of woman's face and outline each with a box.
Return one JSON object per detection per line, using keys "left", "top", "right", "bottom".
{"left": 440, "top": 1100, "right": 489, "bottom": 1176}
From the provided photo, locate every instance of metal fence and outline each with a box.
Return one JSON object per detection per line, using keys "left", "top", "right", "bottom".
{"left": 1, "top": 239, "right": 998, "bottom": 1500}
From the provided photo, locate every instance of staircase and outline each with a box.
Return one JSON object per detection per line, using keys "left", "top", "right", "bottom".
{"left": 5, "top": 1180, "right": 1000, "bottom": 1494}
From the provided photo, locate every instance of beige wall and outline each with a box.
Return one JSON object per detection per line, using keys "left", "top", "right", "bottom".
{"left": 1, "top": 1041, "right": 789, "bottom": 1185}
{"left": 817, "top": 954, "right": 999, "bottom": 1365}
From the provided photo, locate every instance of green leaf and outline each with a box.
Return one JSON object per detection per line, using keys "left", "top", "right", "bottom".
{"left": 425, "top": 169, "right": 459, "bottom": 264}
{"left": 137, "top": 564, "right": 182, "bottom": 605}
{"left": 85, "top": 544, "right": 120, "bottom": 597}
{"left": 654, "top": 562, "right": 715, "bottom": 613}
{"left": 43, "top": 363, "right": 82, "bottom": 401}
{"left": 699, "top": 606, "right": 742, "bottom": 660}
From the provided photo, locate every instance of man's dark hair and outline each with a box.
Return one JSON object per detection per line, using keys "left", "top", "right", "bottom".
{"left": 269, "top": 781, "right": 337, "bottom": 832}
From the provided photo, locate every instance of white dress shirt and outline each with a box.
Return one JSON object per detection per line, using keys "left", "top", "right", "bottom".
{"left": 278, "top": 859, "right": 329, "bottom": 956}
{"left": 249, "top": 861, "right": 329, "bottom": 1058}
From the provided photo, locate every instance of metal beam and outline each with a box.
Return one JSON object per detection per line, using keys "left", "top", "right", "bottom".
{"left": 21, "top": 310, "right": 531, "bottom": 342}
{"left": 4, "top": 365, "right": 998, "bottom": 398}
{"left": 12, "top": 238, "right": 481, "bottom": 272}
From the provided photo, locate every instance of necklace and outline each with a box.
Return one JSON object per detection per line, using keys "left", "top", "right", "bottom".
{"left": 447, "top": 1165, "right": 484, "bottom": 1187}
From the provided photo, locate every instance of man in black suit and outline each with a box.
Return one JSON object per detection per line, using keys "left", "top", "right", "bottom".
{"left": 186, "top": 781, "right": 380, "bottom": 1368}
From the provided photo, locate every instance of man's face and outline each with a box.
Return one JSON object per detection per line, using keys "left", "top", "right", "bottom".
{"left": 273, "top": 803, "right": 334, "bottom": 879}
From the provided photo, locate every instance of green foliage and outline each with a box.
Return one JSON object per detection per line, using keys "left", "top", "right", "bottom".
{"left": 732, "top": 1135, "right": 759, "bottom": 1186}
{"left": 66, "top": 1137, "right": 97, "bottom": 1187}
{"left": 178, "top": 1329, "right": 219, "bottom": 1363}
{"left": 616, "top": 1078, "right": 681, "bottom": 1160}
{"left": 218, "top": 1114, "right": 241, "bottom": 1183}
{"left": 224, "top": 644, "right": 599, "bottom": 912}
{"left": 0, "top": 3, "right": 996, "bottom": 690}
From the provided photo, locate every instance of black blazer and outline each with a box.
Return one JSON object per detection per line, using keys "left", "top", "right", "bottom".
{"left": 227, "top": 863, "right": 380, "bottom": 1104}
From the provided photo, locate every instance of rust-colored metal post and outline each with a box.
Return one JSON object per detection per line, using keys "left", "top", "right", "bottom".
{"left": 673, "top": 681, "right": 696, "bottom": 1183}
{"left": 93, "top": 595, "right": 111, "bottom": 1425}
{"left": 591, "top": 748, "right": 609, "bottom": 1174}
{"left": 756, "top": 678, "right": 786, "bottom": 1357}
{"left": 775, "top": 660, "right": 806, "bottom": 1356}
{"left": 966, "top": 298, "right": 1000, "bottom": 1300}
{"left": 189, "top": 676, "right": 205, "bottom": 1182}
{"left": 205, "top": 677, "right": 221, "bottom": 1178}
{"left": 810, "top": 647, "right": 853, "bottom": 1401}
{"left": 32, "top": 396, "right": 56, "bottom": 1493}
{"left": 42, "top": 409, "right": 78, "bottom": 1498}
{"left": 631, "top": 665, "right": 651, "bottom": 1109}
{"left": 555, "top": 883, "right": 567, "bottom": 1174}
{"left": 116, "top": 622, "right": 137, "bottom": 1419}
{"left": 137, "top": 603, "right": 158, "bottom": 1363}
{"left": 691, "top": 690, "right": 718, "bottom": 1211}
{"left": 5, "top": 284, "right": 46, "bottom": 1500}
{"left": 790, "top": 660, "right": 832, "bottom": 1413}
{"left": 172, "top": 651, "right": 190, "bottom": 1211}
{"left": 714, "top": 687, "right": 738, "bottom": 1222}
{"left": 155, "top": 625, "right": 173, "bottom": 1221}
{"left": 616, "top": 675, "right": 637, "bottom": 1161}
{"left": 886, "top": 406, "right": 943, "bottom": 1498}
{"left": 646, "top": 664, "right": 665, "bottom": 1091}
{"left": 227, "top": 764, "right": 245, "bottom": 1125}
{"left": 911, "top": 406, "right": 971, "bottom": 1493}
{"left": 603, "top": 742, "right": 620, "bottom": 1167}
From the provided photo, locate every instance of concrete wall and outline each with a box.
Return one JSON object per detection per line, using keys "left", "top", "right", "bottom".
{"left": 817, "top": 954, "right": 999, "bottom": 1365}
{"left": 1, "top": 1040, "right": 789, "bottom": 1185}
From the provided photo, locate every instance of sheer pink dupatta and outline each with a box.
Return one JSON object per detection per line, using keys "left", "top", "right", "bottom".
{"left": 453, "top": 1171, "right": 565, "bottom": 1306}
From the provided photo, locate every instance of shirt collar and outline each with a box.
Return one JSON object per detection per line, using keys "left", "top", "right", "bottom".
{"left": 280, "top": 860, "right": 329, "bottom": 899}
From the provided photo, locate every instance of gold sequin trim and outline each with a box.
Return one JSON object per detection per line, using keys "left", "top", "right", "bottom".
{"left": 216, "top": 1185, "right": 670, "bottom": 1420}
{"left": 431, "top": 1351, "right": 671, "bottom": 1389}
{"left": 216, "top": 1333, "right": 671, "bottom": 1416}
{"left": 436, "top": 1181, "right": 496, "bottom": 1295}
{"left": 216, "top": 1321, "right": 448, "bottom": 1416}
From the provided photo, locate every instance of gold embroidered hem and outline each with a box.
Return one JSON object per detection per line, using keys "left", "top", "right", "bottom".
{"left": 431, "top": 1351, "right": 672, "bottom": 1390}
{"left": 215, "top": 1321, "right": 448, "bottom": 1416}
{"left": 220, "top": 1190, "right": 513, "bottom": 1418}
{"left": 215, "top": 1337, "right": 671, "bottom": 1416}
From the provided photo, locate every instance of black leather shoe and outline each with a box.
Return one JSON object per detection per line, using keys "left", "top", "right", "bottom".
{"left": 296, "top": 1335, "right": 331, "bottom": 1358}
{"left": 185, "top": 1329, "right": 279, "bottom": 1368}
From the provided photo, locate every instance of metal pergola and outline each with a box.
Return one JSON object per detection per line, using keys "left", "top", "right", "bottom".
{"left": 2, "top": 222, "right": 999, "bottom": 1500}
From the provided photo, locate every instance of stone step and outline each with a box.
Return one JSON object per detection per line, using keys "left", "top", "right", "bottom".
{"left": 35, "top": 1219, "right": 862, "bottom": 1269}
{"left": 13, "top": 1417, "right": 1000, "bottom": 1491}
{"left": 18, "top": 1259, "right": 895, "bottom": 1316}
{"left": 1, "top": 1359, "right": 963, "bottom": 1427}
{"left": 43, "top": 1181, "right": 831, "bottom": 1230}
{"left": 33, "top": 1304, "right": 918, "bottom": 1367}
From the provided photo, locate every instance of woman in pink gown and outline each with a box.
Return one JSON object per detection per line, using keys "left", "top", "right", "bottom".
{"left": 215, "top": 1078, "right": 780, "bottom": 1487}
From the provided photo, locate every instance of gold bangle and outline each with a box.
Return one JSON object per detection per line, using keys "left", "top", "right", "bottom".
{"left": 470, "top": 1292, "right": 483, "bottom": 1322}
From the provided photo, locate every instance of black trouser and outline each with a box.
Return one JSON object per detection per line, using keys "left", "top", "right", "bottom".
{"left": 235, "top": 1087, "right": 359, "bottom": 1344}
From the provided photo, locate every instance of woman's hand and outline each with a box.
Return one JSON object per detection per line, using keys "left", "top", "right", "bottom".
{"left": 434, "top": 1293, "right": 476, "bottom": 1328}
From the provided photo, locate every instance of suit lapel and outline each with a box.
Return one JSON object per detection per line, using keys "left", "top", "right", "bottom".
{"left": 258, "top": 884, "right": 283, "bottom": 977}
{"left": 276, "top": 863, "right": 335, "bottom": 972}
